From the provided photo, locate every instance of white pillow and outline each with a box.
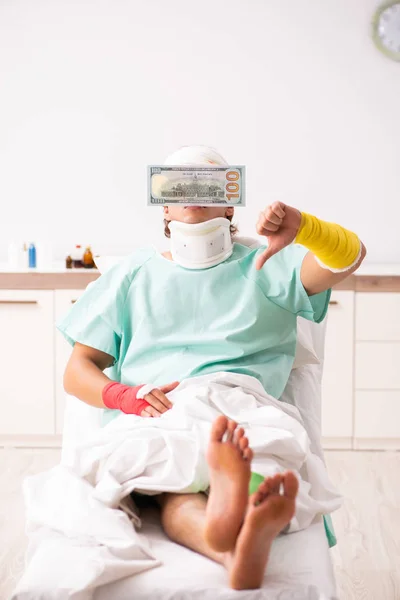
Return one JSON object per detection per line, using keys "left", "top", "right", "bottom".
{"left": 294, "top": 318, "right": 320, "bottom": 369}
{"left": 94, "top": 253, "right": 320, "bottom": 370}
{"left": 94, "top": 254, "right": 125, "bottom": 273}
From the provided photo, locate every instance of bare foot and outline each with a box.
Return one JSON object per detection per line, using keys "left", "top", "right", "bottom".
{"left": 229, "top": 471, "right": 299, "bottom": 590}
{"left": 204, "top": 416, "right": 253, "bottom": 553}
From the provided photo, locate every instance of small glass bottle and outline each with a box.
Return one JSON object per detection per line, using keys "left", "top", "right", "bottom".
{"left": 23, "top": 243, "right": 29, "bottom": 268}
{"left": 65, "top": 255, "right": 73, "bottom": 269}
{"left": 72, "top": 245, "right": 84, "bottom": 268}
{"left": 83, "top": 246, "right": 94, "bottom": 269}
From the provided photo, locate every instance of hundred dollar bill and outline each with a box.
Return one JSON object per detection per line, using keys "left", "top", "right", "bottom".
{"left": 147, "top": 165, "right": 246, "bottom": 207}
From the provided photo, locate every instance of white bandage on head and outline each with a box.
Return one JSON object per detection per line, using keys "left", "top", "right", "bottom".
{"left": 164, "top": 145, "right": 228, "bottom": 167}
{"left": 164, "top": 146, "right": 233, "bottom": 270}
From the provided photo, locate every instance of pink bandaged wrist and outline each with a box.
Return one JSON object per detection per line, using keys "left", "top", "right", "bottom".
{"left": 102, "top": 382, "right": 150, "bottom": 415}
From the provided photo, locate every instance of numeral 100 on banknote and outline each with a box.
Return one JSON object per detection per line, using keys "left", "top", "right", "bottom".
{"left": 147, "top": 165, "right": 246, "bottom": 207}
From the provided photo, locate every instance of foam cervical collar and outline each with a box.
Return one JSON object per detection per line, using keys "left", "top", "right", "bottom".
{"left": 169, "top": 217, "right": 233, "bottom": 269}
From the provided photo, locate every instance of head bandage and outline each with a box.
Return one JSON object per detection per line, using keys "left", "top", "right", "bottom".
{"left": 165, "top": 146, "right": 233, "bottom": 270}
{"left": 169, "top": 217, "right": 233, "bottom": 270}
{"left": 164, "top": 145, "right": 228, "bottom": 167}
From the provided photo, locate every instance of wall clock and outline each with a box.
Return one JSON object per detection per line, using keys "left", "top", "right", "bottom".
{"left": 372, "top": 1, "right": 400, "bottom": 61}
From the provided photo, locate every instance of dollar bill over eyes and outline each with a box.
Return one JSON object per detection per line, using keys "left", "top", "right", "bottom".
{"left": 147, "top": 165, "right": 246, "bottom": 207}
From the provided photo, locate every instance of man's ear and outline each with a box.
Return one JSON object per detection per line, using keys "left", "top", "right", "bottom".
{"left": 163, "top": 206, "right": 170, "bottom": 220}
{"left": 226, "top": 207, "right": 234, "bottom": 218}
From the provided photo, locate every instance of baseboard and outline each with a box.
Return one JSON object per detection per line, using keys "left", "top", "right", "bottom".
{"left": 353, "top": 437, "right": 400, "bottom": 450}
{"left": 322, "top": 437, "right": 353, "bottom": 450}
{"left": 2, "top": 435, "right": 399, "bottom": 451}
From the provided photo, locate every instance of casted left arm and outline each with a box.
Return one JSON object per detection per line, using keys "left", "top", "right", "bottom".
{"left": 255, "top": 202, "right": 367, "bottom": 295}
{"left": 300, "top": 243, "right": 366, "bottom": 296}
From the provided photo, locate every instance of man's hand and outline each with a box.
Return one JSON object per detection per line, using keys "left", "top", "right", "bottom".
{"left": 141, "top": 381, "right": 180, "bottom": 417}
{"left": 255, "top": 202, "right": 302, "bottom": 270}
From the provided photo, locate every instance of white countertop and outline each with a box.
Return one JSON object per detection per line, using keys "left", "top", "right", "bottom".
{"left": 352, "top": 264, "right": 400, "bottom": 276}
{"left": 0, "top": 263, "right": 399, "bottom": 275}
{"left": 0, "top": 264, "right": 99, "bottom": 273}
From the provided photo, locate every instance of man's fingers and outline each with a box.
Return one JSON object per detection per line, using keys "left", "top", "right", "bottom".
{"left": 146, "top": 405, "right": 162, "bottom": 417}
{"left": 263, "top": 222, "right": 280, "bottom": 232}
{"left": 141, "top": 407, "right": 160, "bottom": 418}
{"left": 144, "top": 392, "right": 168, "bottom": 413}
{"left": 271, "top": 202, "right": 286, "bottom": 218}
{"left": 255, "top": 249, "right": 272, "bottom": 270}
{"left": 256, "top": 220, "right": 280, "bottom": 234}
{"left": 150, "top": 388, "right": 173, "bottom": 410}
{"left": 142, "top": 381, "right": 179, "bottom": 415}
{"left": 262, "top": 210, "right": 282, "bottom": 226}
{"left": 160, "top": 381, "right": 180, "bottom": 394}
{"left": 257, "top": 211, "right": 282, "bottom": 235}
{"left": 255, "top": 244, "right": 280, "bottom": 270}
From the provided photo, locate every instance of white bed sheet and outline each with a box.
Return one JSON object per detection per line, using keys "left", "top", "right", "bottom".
{"left": 20, "top": 240, "right": 335, "bottom": 600}
{"left": 95, "top": 508, "right": 337, "bottom": 600}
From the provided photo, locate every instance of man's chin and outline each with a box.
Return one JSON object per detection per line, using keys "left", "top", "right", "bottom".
{"left": 183, "top": 209, "right": 210, "bottom": 224}
{"left": 184, "top": 217, "right": 208, "bottom": 224}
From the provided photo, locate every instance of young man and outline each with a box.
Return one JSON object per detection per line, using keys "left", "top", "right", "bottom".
{"left": 60, "top": 145, "right": 366, "bottom": 590}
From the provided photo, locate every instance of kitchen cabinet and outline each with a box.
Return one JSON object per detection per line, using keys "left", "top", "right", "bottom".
{"left": 55, "top": 289, "right": 84, "bottom": 435}
{"left": 321, "top": 292, "right": 355, "bottom": 449}
{"left": 0, "top": 290, "right": 54, "bottom": 438}
{"left": 354, "top": 391, "right": 400, "bottom": 448}
{"left": 354, "top": 293, "right": 400, "bottom": 449}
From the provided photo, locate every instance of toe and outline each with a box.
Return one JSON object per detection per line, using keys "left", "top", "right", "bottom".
{"left": 283, "top": 471, "right": 299, "bottom": 499}
{"left": 255, "top": 490, "right": 263, "bottom": 503}
{"left": 258, "top": 479, "right": 269, "bottom": 496}
{"left": 243, "top": 447, "right": 253, "bottom": 462}
{"left": 249, "top": 490, "right": 261, "bottom": 507}
{"left": 262, "top": 476, "right": 273, "bottom": 492}
{"left": 225, "top": 420, "right": 237, "bottom": 443}
{"left": 238, "top": 436, "right": 249, "bottom": 453}
{"left": 270, "top": 474, "right": 282, "bottom": 495}
{"left": 234, "top": 427, "right": 245, "bottom": 446}
{"left": 210, "top": 415, "right": 229, "bottom": 442}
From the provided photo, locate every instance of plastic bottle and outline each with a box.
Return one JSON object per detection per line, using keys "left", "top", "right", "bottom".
{"left": 71, "top": 245, "right": 84, "bottom": 268}
{"left": 28, "top": 243, "right": 37, "bottom": 269}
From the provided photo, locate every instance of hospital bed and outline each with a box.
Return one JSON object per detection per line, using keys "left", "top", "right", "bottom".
{"left": 58, "top": 238, "right": 339, "bottom": 600}
{"left": 14, "top": 238, "right": 338, "bottom": 599}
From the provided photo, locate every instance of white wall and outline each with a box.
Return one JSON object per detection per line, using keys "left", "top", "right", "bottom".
{"left": 0, "top": 0, "right": 399, "bottom": 263}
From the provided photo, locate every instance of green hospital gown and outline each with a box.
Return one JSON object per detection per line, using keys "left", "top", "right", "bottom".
{"left": 58, "top": 242, "right": 335, "bottom": 546}
{"left": 58, "top": 243, "right": 330, "bottom": 417}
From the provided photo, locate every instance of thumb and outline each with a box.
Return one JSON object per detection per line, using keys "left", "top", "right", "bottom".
{"left": 255, "top": 242, "right": 280, "bottom": 270}
{"left": 160, "top": 381, "right": 180, "bottom": 393}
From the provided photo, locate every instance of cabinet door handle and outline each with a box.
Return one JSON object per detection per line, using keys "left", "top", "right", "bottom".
{"left": 329, "top": 300, "right": 339, "bottom": 305}
{"left": 71, "top": 300, "right": 78, "bottom": 304}
{"left": 0, "top": 300, "right": 38, "bottom": 304}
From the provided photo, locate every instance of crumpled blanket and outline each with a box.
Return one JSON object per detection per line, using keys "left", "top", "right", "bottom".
{"left": 12, "top": 372, "right": 341, "bottom": 600}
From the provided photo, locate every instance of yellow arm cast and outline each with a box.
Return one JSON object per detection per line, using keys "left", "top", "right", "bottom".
{"left": 295, "top": 212, "right": 361, "bottom": 272}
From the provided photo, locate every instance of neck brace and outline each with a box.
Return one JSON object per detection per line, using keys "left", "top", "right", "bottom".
{"left": 169, "top": 217, "right": 233, "bottom": 269}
